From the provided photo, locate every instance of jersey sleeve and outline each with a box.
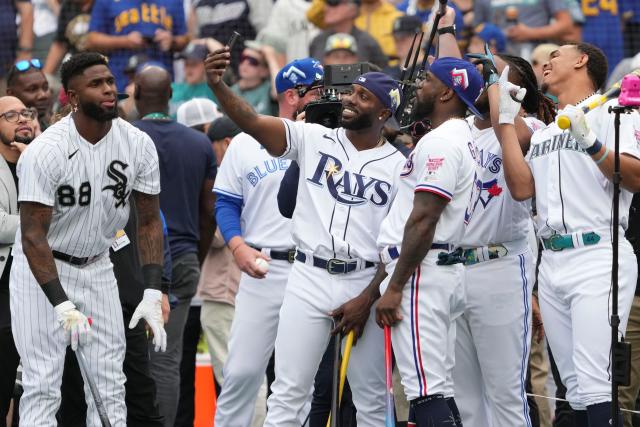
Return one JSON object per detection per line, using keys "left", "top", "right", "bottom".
{"left": 280, "top": 118, "right": 306, "bottom": 161}
{"left": 414, "top": 137, "right": 462, "bottom": 201}
{"left": 133, "top": 133, "right": 161, "bottom": 195}
{"left": 17, "top": 141, "right": 62, "bottom": 206}
{"left": 599, "top": 101, "right": 640, "bottom": 160}
{"left": 213, "top": 134, "right": 244, "bottom": 200}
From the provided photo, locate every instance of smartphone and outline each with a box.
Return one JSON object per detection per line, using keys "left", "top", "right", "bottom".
{"left": 227, "top": 31, "right": 240, "bottom": 50}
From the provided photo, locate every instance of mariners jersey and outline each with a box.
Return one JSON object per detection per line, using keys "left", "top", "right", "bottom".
{"left": 14, "top": 115, "right": 160, "bottom": 258}
{"left": 281, "top": 119, "right": 405, "bottom": 262}
{"left": 528, "top": 99, "right": 640, "bottom": 238}
{"left": 214, "top": 132, "right": 293, "bottom": 249}
{"left": 377, "top": 119, "right": 476, "bottom": 249}
{"left": 460, "top": 116, "right": 544, "bottom": 247}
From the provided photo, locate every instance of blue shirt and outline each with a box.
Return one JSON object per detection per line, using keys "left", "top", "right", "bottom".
{"left": 89, "top": 0, "right": 187, "bottom": 91}
{"left": 580, "top": 0, "right": 624, "bottom": 72}
{"left": 396, "top": 0, "right": 465, "bottom": 39}
{"left": 133, "top": 119, "right": 216, "bottom": 260}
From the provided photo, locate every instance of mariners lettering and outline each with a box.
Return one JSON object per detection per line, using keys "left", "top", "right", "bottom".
{"left": 529, "top": 133, "right": 586, "bottom": 160}
{"left": 114, "top": 3, "right": 173, "bottom": 33}
{"left": 246, "top": 158, "right": 290, "bottom": 186}
{"left": 307, "top": 152, "right": 392, "bottom": 207}
{"left": 102, "top": 160, "right": 131, "bottom": 208}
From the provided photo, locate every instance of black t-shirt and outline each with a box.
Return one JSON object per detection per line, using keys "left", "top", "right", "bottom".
{"left": 56, "top": 0, "right": 92, "bottom": 54}
{"left": 626, "top": 193, "right": 640, "bottom": 296}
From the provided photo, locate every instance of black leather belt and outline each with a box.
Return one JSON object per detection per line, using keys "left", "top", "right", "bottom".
{"left": 295, "top": 252, "right": 375, "bottom": 274}
{"left": 52, "top": 250, "right": 101, "bottom": 266}
{"left": 250, "top": 246, "right": 296, "bottom": 263}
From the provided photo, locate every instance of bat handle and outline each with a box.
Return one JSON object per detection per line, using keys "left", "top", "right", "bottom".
{"left": 557, "top": 114, "right": 571, "bottom": 130}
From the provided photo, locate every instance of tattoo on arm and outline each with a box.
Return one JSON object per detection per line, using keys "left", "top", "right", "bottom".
{"left": 20, "top": 202, "right": 59, "bottom": 285}
{"left": 133, "top": 191, "right": 163, "bottom": 266}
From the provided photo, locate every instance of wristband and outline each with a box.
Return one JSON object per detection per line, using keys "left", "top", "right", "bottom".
{"left": 595, "top": 146, "right": 610, "bottom": 165}
{"left": 17, "top": 46, "right": 32, "bottom": 52}
{"left": 42, "top": 278, "right": 69, "bottom": 307}
{"left": 585, "top": 139, "right": 602, "bottom": 155}
{"left": 437, "top": 25, "right": 456, "bottom": 36}
{"left": 142, "top": 264, "right": 163, "bottom": 291}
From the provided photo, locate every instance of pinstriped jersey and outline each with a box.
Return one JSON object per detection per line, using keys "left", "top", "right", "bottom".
{"left": 281, "top": 119, "right": 405, "bottom": 262}
{"left": 14, "top": 115, "right": 160, "bottom": 258}
{"left": 377, "top": 119, "right": 476, "bottom": 249}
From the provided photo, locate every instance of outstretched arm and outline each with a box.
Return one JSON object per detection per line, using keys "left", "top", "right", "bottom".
{"left": 205, "top": 47, "right": 287, "bottom": 157}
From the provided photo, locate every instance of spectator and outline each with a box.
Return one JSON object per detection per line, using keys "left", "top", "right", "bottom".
{"left": 355, "top": 0, "right": 403, "bottom": 60}
{"left": 581, "top": 0, "right": 625, "bottom": 72}
{"left": 170, "top": 43, "right": 218, "bottom": 115}
{"left": 622, "top": 0, "right": 640, "bottom": 58}
{"left": 395, "top": 0, "right": 465, "bottom": 41}
{"left": 383, "top": 15, "right": 423, "bottom": 79}
{"left": 206, "top": 116, "right": 241, "bottom": 166}
{"left": 530, "top": 43, "right": 559, "bottom": 88}
{"left": 32, "top": 0, "right": 59, "bottom": 62}
{"left": 0, "top": 0, "right": 34, "bottom": 93}
{"left": 607, "top": 52, "right": 640, "bottom": 89}
{"left": 133, "top": 65, "right": 216, "bottom": 427}
{"left": 308, "top": 0, "right": 388, "bottom": 68}
{"left": 231, "top": 45, "right": 277, "bottom": 116}
{"left": 85, "top": 0, "right": 190, "bottom": 91}
{"left": 323, "top": 33, "right": 359, "bottom": 65}
{"left": 43, "top": 0, "right": 94, "bottom": 75}
{"left": 5, "top": 59, "right": 52, "bottom": 130}
{"left": 176, "top": 98, "right": 222, "bottom": 135}
{"left": 467, "top": 23, "right": 507, "bottom": 55}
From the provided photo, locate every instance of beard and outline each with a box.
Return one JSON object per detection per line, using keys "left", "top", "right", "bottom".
{"left": 81, "top": 100, "right": 118, "bottom": 122}
{"left": 412, "top": 95, "right": 435, "bottom": 121}
{"left": 14, "top": 133, "right": 33, "bottom": 144}
{"left": 340, "top": 112, "right": 373, "bottom": 131}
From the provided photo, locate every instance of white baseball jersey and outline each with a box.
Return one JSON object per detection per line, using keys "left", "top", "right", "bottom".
{"left": 281, "top": 119, "right": 406, "bottom": 262}
{"left": 14, "top": 115, "right": 161, "bottom": 257}
{"left": 213, "top": 132, "right": 293, "bottom": 249}
{"left": 460, "top": 116, "right": 544, "bottom": 247}
{"left": 527, "top": 99, "right": 640, "bottom": 238}
{"left": 377, "top": 118, "right": 476, "bottom": 249}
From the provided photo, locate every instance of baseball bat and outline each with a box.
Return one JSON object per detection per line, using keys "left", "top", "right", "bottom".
{"left": 326, "top": 331, "right": 355, "bottom": 427}
{"left": 329, "top": 332, "right": 341, "bottom": 427}
{"left": 557, "top": 69, "right": 640, "bottom": 130}
{"left": 419, "top": 0, "right": 448, "bottom": 73}
{"left": 384, "top": 326, "right": 395, "bottom": 427}
{"left": 75, "top": 347, "right": 112, "bottom": 427}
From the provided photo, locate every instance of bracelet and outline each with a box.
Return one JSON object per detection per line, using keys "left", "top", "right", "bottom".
{"left": 595, "top": 146, "right": 610, "bottom": 165}
{"left": 142, "top": 264, "right": 163, "bottom": 291}
{"left": 41, "top": 278, "right": 69, "bottom": 307}
{"left": 437, "top": 25, "right": 456, "bottom": 36}
{"left": 17, "top": 46, "right": 32, "bottom": 52}
{"left": 585, "top": 140, "right": 602, "bottom": 155}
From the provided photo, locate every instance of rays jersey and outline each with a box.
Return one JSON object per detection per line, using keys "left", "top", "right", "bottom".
{"left": 281, "top": 119, "right": 406, "bottom": 262}
{"left": 527, "top": 99, "right": 640, "bottom": 238}
{"left": 460, "top": 116, "right": 544, "bottom": 247}
{"left": 213, "top": 132, "right": 293, "bottom": 249}
{"left": 14, "top": 115, "right": 160, "bottom": 257}
{"left": 377, "top": 119, "right": 476, "bottom": 249}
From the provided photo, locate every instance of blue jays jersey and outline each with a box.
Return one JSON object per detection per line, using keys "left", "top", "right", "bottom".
{"left": 89, "top": 0, "right": 187, "bottom": 91}
{"left": 281, "top": 119, "right": 406, "bottom": 262}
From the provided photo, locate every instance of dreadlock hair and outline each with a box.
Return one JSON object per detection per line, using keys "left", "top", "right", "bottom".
{"left": 60, "top": 52, "right": 110, "bottom": 92}
{"left": 498, "top": 53, "right": 556, "bottom": 125}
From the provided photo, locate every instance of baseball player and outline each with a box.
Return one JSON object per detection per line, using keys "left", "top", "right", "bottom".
{"left": 453, "top": 49, "right": 554, "bottom": 427}
{"left": 206, "top": 48, "right": 406, "bottom": 426}
{"left": 9, "top": 52, "right": 166, "bottom": 427}
{"left": 495, "top": 42, "right": 640, "bottom": 425}
{"left": 213, "top": 58, "right": 323, "bottom": 427}
{"left": 376, "top": 57, "right": 484, "bottom": 425}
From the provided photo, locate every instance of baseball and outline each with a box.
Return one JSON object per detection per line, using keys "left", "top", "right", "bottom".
{"left": 255, "top": 258, "right": 269, "bottom": 274}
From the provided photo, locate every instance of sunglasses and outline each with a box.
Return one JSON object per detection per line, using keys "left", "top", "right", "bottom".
{"left": 15, "top": 59, "right": 42, "bottom": 72}
{"left": 0, "top": 108, "right": 37, "bottom": 123}
{"left": 240, "top": 54, "right": 264, "bottom": 67}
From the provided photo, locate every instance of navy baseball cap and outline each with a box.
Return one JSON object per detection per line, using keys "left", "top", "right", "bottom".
{"left": 353, "top": 72, "right": 402, "bottom": 113}
{"left": 474, "top": 23, "right": 507, "bottom": 53}
{"left": 275, "top": 58, "right": 324, "bottom": 94}
{"left": 430, "top": 57, "right": 484, "bottom": 117}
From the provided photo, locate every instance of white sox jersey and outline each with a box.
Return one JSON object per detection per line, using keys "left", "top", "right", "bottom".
{"left": 14, "top": 115, "right": 161, "bottom": 257}
{"left": 281, "top": 119, "right": 406, "bottom": 262}
{"left": 527, "top": 99, "right": 640, "bottom": 238}
{"left": 213, "top": 132, "right": 293, "bottom": 249}
{"left": 377, "top": 118, "right": 476, "bottom": 250}
{"left": 460, "top": 116, "right": 544, "bottom": 247}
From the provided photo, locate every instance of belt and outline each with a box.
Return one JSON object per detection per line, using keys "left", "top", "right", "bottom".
{"left": 250, "top": 246, "right": 296, "bottom": 263}
{"left": 463, "top": 244, "right": 509, "bottom": 265}
{"left": 294, "top": 252, "right": 375, "bottom": 275}
{"left": 540, "top": 232, "right": 601, "bottom": 251}
{"left": 381, "top": 243, "right": 451, "bottom": 264}
{"left": 52, "top": 250, "right": 102, "bottom": 266}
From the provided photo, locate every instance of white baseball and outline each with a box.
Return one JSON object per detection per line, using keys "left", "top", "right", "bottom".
{"left": 255, "top": 258, "right": 269, "bottom": 274}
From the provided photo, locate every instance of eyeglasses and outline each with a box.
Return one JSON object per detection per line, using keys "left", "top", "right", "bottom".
{"left": 0, "top": 108, "right": 37, "bottom": 123}
{"left": 240, "top": 54, "right": 264, "bottom": 67}
{"left": 14, "top": 59, "right": 42, "bottom": 72}
{"left": 296, "top": 83, "right": 323, "bottom": 98}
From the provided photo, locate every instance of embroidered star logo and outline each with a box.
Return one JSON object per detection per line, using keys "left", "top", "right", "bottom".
{"left": 326, "top": 163, "right": 341, "bottom": 178}
{"left": 487, "top": 183, "right": 503, "bottom": 197}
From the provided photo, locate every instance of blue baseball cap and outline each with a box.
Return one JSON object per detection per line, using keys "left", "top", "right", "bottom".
{"left": 474, "top": 23, "right": 507, "bottom": 53}
{"left": 430, "top": 57, "right": 484, "bottom": 117}
{"left": 352, "top": 72, "right": 402, "bottom": 113}
{"left": 275, "top": 58, "right": 324, "bottom": 94}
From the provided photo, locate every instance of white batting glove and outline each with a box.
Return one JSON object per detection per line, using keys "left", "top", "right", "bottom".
{"left": 54, "top": 300, "right": 92, "bottom": 351}
{"left": 556, "top": 104, "right": 597, "bottom": 150}
{"left": 129, "top": 289, "right": 167, "bottom": 352}
{"left": 498, "top": 66, "right": 527, "bottom": 124}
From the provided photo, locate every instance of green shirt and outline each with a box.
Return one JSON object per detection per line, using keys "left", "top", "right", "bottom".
{"left": 169, "top": 82, "right": 219, "bottom": 117}
{"left": 230, "top": 80, "right": 277, "bottom": 117}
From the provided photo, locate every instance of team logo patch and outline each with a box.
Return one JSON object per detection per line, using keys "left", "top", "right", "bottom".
{"left": 487, "top": 182, "right": 503, "bottom": 197}
{"left": 389, "top": 88, "right": 401, "bottom": 111}
{"left": 102, "top": 160, "right": 130, "bottom": 208}
{"left": 451, "top": 68, "right": 469, "bottom": 90}
{"left": 426, "top": 156, "right": 445, "bottom": 174}
{"left": 401, "top": 152, "right": 415, "bottom": 177}
{"left": 282, "top": 66, "right": 307, "bottom": 86}
{"left": 357, "top": 76, "right": 367, "bottom": 83}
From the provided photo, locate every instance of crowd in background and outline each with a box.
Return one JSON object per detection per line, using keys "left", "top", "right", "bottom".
{"left": 0, "top": 0, "right": 640, "bottom": 426}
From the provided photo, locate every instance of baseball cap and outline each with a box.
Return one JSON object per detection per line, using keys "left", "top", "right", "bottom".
{"left": 124, "top": 54, "right": 150, "bottom": 74}
{"left": 179, "top": 43, "right": 209, "bottom": 61}
{"left": 430, "top": 57, "right": 484, "bottom": 117}
{"left": 325, "top": 33, "right": 358, "bottom": 55}
{"left": 352, "top": 72, "right": 402, "bottom": 113}
{"left": 176, "top": 98, "right": 222, "bottom": 128}
{"left": 207, "top": 116, "right": 242, "bottom": 141}
{"left": 392, "top": 15, "right": 423, "bottom": 36}
{"left": 275, "top": 58, "right": 324, "bottom": 94}
{"left": 473, "top": 23, "right": 506, "bottom": 53}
